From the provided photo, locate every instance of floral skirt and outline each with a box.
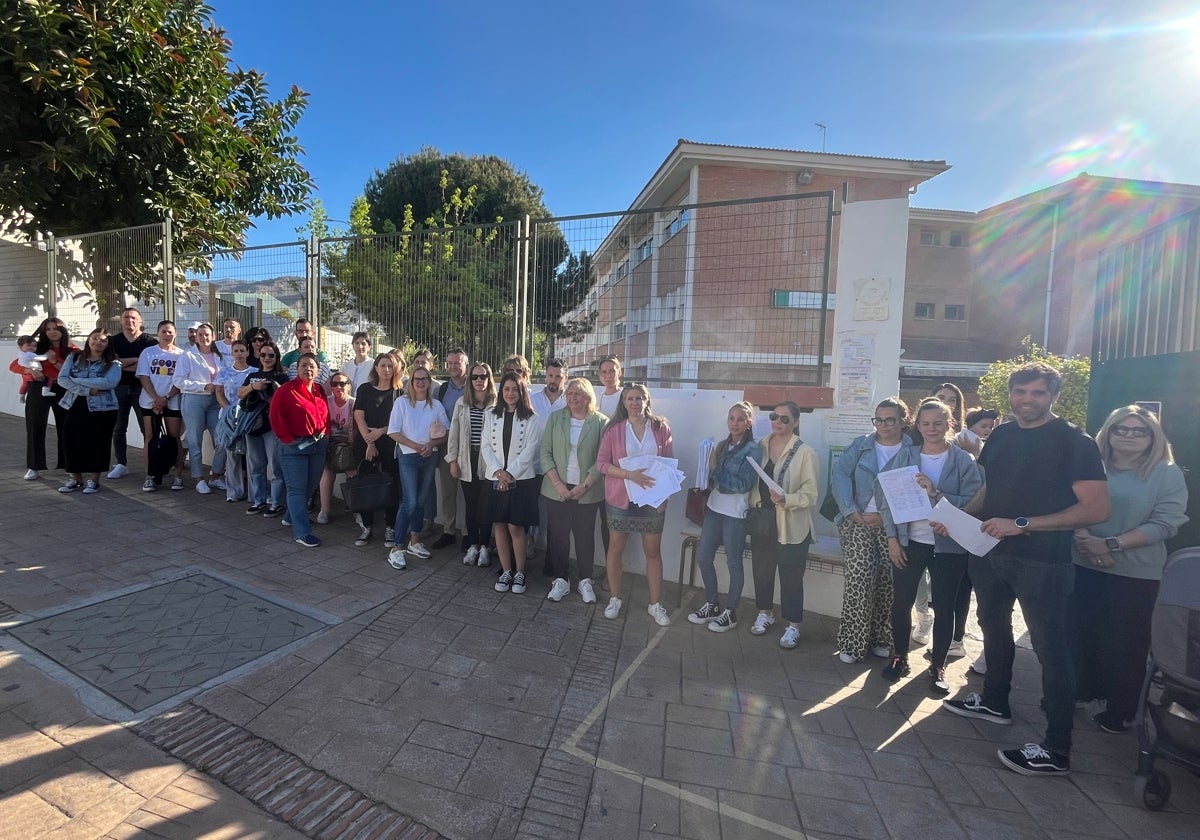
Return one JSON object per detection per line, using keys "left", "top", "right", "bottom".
{"left": 606, "top": 502, "right": 666, "bottom": 534}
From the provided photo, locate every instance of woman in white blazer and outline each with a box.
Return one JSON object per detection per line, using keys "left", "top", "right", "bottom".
{"left": 172, "top": 322, "right": 228, "bottom": 493}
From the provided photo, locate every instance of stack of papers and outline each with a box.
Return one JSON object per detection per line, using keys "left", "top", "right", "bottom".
{"left": 696, "top": 438, "right": 715, "bottom": 489}
{"left": 621, "top": 454, "right": 686, "bottom": 508}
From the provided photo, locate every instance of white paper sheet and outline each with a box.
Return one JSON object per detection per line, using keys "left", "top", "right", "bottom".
{"left": 746, "top": 455, "right": 783, "bottom": 496}
{"left": 621, "top": 454, "right": 685, "bottom": 509}
{"left": 696, "top": 437, "right": 714, "bottom": 490}
{"left": 931, "top": 497, "right": 1000, "bottom": 556}
{"left": 876, "top": 465, "right": 932, "bottom": 524}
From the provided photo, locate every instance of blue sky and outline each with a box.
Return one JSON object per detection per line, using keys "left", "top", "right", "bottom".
{"left": 209, "top": 0, "right": 1200, "bottom": 247}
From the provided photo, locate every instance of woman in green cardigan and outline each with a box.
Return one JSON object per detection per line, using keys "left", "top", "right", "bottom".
{"left": 540, "top": 378, "right": 609, "bottom": 604}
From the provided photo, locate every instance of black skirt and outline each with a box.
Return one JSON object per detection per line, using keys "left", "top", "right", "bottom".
{"left": 64, "top": 400, "right": 118, "bottom": 474}
{"left": 484, "top": 477, "right": 540, "bottom": 526}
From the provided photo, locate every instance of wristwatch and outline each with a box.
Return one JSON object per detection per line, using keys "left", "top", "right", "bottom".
{"left": 1105, "top": 536, "right": 1122, "bottom": 551}
{"left": 1014, "top": 517, "right": 1030, "bottom": 531}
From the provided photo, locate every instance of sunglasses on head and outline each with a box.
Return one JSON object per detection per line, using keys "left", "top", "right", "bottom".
{"left": 768, "top": 412, "right": 793, "bottom": 424}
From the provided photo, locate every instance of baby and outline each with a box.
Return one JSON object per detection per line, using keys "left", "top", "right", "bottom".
{"left": 10, "top": 336, "right": 52, "bottom": 401}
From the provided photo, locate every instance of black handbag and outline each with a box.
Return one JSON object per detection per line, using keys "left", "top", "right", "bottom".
{"left": 146, "top": 417, "right": 178, "bottom": 478}
{"left": 326, "top": 440, "right": 354, "bottom": 473}
{"left": 820, "top": 446, "right": 863, "bottom": 522}
{"left": 342, "top": 459, "right": 393, "bottom": 513}
{"left": 746, "top": 503, "right": 777, "bottom": 540}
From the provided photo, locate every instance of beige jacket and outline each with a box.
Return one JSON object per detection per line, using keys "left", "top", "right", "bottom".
{"left": 749, "top": 435, "right": 820, "bottom": 545}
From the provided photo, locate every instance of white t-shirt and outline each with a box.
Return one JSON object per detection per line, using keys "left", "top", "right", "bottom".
{"left": 908, "top": 449, "right": 950, "bottom": 545}
{"left": 863, "top": 441, "right": 905, "bottom": 514}
{"left": 598, "top": 389, "right": 622, "bottom": 418}
{"left": 566, "top": 417, "right": 584, "bottom": 484}
{"left": 708, "top": 488, "right": 750, "bottom": 519}
{"left": 625, "top": 421, "right": 658, "bottom": 459}
{"left": 136, "top": 345, "right": 184, "bottom": 410}
{"left": 387, "top": 398, "right": 450, "bottom": 455}
{"left": 341, "top": 357, "right": 374, "bottom": 392}
{"left": 216, "top": 364, "right": 257, "bottom": 407}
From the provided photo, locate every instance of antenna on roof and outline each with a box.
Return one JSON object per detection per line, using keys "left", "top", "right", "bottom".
{"left": 815, "top": 123, "right": 827, "bottom": 152}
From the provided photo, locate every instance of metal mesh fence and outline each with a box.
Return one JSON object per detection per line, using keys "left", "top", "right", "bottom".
{"left": 532, "top": 193, "right": 834, "bottom": 388}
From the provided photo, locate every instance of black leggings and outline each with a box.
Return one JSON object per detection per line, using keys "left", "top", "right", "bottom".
{"left": 890, "top": 542, "right": 967, "bottom": 665}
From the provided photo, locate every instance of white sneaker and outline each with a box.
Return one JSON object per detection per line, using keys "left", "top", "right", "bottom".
{"left": 648, "top": 602, "right": 670, "bottom": 627}
{"left": 58, "top": 479, "right": 80, "bottom": 493}
{"left": 407, "top": 542, "right": 431, "bottom": 559}
{"left": 464, "top": 546, "right": 480, "bottom": 565}
{"left": 387, "top": 548, "right": 408, "bottom": 570}
{"left": 107, "top": 464, "right": 128, "bottom": 479}
{"left": 912, "top": 610, "right": 933, "bottom": 646}
{"left": 384, "top": 527, "right": 396, "bottom": 548}
{"left": 871, "top": 645, "right": 891, "bottom": 659}
{"left": 604, "top": 596, "right": 623, "bottom": 619}
{"left": 838, "top": 651, "right": 861, "bottom": 664}
{"left": 82, "top": 480, "right": 99, "bottom": 494}
{"left": 22, "top": 469, "right": 38, "bottom": 481}
{"left": 547, "top": 578, "right": 570, "bottom": 602}
{"left": 316, "top": 511, "right": 330, "bottom": 525}
{"left": 355, "top": 527, "right": 372, "bottom": 547}
{"left": 750, "top": 613, "right": 776, "bottom": 636}
{"left": 948, "top": 639, "right": 967, "bottom": 658}
{"left": 779, "top": 627, "right": 801, "bottom": 649}
{"left": 578, "top": 579, "right": 597, "bottom": 604}
{"left": 195, "top": 480, "right": 211, "bottom": 495}
{"left": 476, "top": 547, "right": 491, "bottom": 567}
{"left": 209, "top": 477, "right": 227, "bottom": 491}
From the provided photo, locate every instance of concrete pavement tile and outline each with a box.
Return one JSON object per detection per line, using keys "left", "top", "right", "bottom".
{"left": 948, "top": 803, "right": 1049, "bottom": 839}
{"left": 356, "top": 657, "right": 414, "bottom": 686}
{"left": 580, "top": 806, "right": 640, "bottom": 840}
{"left": 586, "top": 767, "right": 643, "bottom": 815}
{"left": 866, "top": 749, "right": 934, "bottom": 786}
{"left": 918, "top": 757, "right": 985, "bottom": 806}
{"left": 312, "top": 729, "right": 406, "bottom": 786}
{"left": 728, "top": 712, "right": 800, "bottom": 766}
{"left": 917, "top": 731, "right": 1016, "bottom": 769}
{"left": 334, "top": 674, "right": 399, "bottom": 706}
{"left": 407, "top": 720, "right": 483, "bottom": 759}
{"left": 1068, "top": 749, "right": 1138, "bottom": 780}
{"left": 600, "top": 720, "right": 664, "bottom": 778}
{"left": 0, "top": 727, "right": 76, "bottom": 791}
{"left": 785, "top": 766, "right": 870, "bottom": 802}
{"left": 1095, "top": 800, "right": 1200, "bottom": 840}
{"left": 792, "top": 731, "right": 877, "bottom": 779}
{"left": 625, "top": 667, "right": 682, "bottom": 706}
{"left": 665, "top": 721, "right": 733, "bottom": 757}
{"left": 793, "top": 792, "right": 889, "bottom": 840}
{"left": 385, "top": 741, "right": 470, "bottom": 788}
{"left": 606, "top": 695, "right": 666, "bottom": 725}
{"left": 662, "top": 747, "right": 790, "bottom": 798}
{"left": 843, "top": 706, "right": 933, "bottom": 757}
{"left": 676, "top": 783, "right": 719, "bottom": 839}
{"left": 679, "top": 677, "right": 740, "bottom": 712}
{"left": 866, "top": 779, "right": 969, "bottom": 839}
{"left": 446, "top": 625, "right": 509, "bottom": 661}
{"left": 640, "top": 781, "right": 681, "bottom": 835}
{"left": 952, "top": 764, "right": 1025, "bottom": 812}
{"left": 193, "top": 688, "right": 265, "bottom": 726}
{"left": 429, "top": 651, "right": 478, "bottom": 678}
{"left": 996, "top": 772, "right": 1124, "bottom": 838}
{"left": 377, "top": 772, "right": 504, "bottom": 839}
{"left": 490, "top": 805, "right": 523, "bottom": 840}
{"left": 665, "top": 703, "right": 727, "bottom": 730}
{"left": 734, "top": 690, "right": 791, "bottom": 722}
{"left": 495, "top": 646, "right": 574, "bottom": 682}
{"left": 408, "top": 614, "right": 468, "bottom": 645}
{"left": 23, "top": 756, "right": 125, "bottom": 817}
{"left": 95, "top": 739, "right": 185, "bottom": 798}
{"left": 458, "top": 736, "right": 543, "bottom": 803}
{"left": 378, "top": 637, "right": 443, "bottom": 669}
{"left": 71, "top": 783, "right": 146, "bottom": 834}
{"left": 0, "top": 789, "right": 69, "bottom": 838}
{"left": 732, "top": 663, "right": 797, "bottom": 698}
{"left": 786, "top": 699, "right": 855, "bottom": 737}
{"left": 717, "top": 789, "right": 803, "bottom": 840}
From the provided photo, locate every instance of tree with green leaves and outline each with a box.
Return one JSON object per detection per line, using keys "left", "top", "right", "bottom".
{"left": 0, "top": 0, "right": 312, "bottom": 324}
{"left": 977, "top": 336, "right": 1091, "bottom": 428}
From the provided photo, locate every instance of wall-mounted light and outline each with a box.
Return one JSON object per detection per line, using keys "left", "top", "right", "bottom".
{"left": 797, "top": 168, "right": 814, "bottom": 185}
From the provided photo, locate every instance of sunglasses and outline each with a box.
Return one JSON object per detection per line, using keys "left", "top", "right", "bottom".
{"left": 330, "top": 381, "right": 351, "bottom": 388}
{"left": 411, "top": 377, "right": 430, "bottom": 384}
{"left": 1111, "top": 426, "right": 1150, "bottom": 438}
{"left": 251, "top": 336, "right": 267, "bottom": 342}
{"left": 768, "top": 413, "right": 793, "bottom": 424}
{"left": 470, "top": 374, "right": 489, "bottom": 381}
{"left": 258, "top": 353, "right": 276, "bottom": 359}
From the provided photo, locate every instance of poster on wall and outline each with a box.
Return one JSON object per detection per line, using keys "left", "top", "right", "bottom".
{"left": 837, "top": 333, "right": 874, "bottom": 411}
{"left": 853, "top": 277, "right": 890, "bottom": 321}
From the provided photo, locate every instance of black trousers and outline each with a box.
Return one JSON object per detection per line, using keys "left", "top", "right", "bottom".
{"left": 546, "top": 494, "right": 601, "bottom": 580}
{"left": 1071, "top": 564, "right": 1158, "bottom": 723}
{"left": 112, "top": 381, "right": 144, "bottom": 467}
{"left": 25, "top": 383, "right": 66, "bottom": 470}
{"left": 890, "top": 541, "right": 967, "bottom": 664}
{"left": 751, "top": 536, "right": 810, "bottom": 622}
{"left": 460, "top": 477, "right": 493, "bottom": 547}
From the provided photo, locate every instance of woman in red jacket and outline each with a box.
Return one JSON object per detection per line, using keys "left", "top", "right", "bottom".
{"left": 269, "top": 353, "right": 330, "bottom": 548}
{"left": 19, "top": 317, "right": 77, "bottom": 480}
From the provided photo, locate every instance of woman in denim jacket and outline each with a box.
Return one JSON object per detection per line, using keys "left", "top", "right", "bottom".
{"left": 56, "top": 329, "right": 122, "bottom": 495}
{"left": 876, "top": 399, "right": 984, "bottom": 694}
{"left": 688, "top": 402, "right": 762, "bottom": 633}
{"left": 831, "top": 397, "right": 910, "bottom": 663}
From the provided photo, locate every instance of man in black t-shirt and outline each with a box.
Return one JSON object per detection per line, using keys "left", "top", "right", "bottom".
{"left": 942, "top": 362, "right": 1109, "bottom": 777}
{"left": 108, "top": 307, "right": 158, "bottom": 478}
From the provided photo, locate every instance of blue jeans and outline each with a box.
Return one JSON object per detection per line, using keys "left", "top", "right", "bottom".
{"left": 970, "top": 551, "right": 1076, "bottom": 755}
{"left": 181, "top": 393, "right": 226, "bottom": 478}
{"left": 395, "top": 452, "right": 438, "bottom": 542}
{"left": 279, "top": 437, "right": 327, "bottom": 539}
{"left": 245, "top": 431, "right": 284, "bottom": 507}
{"left": 696, "top": 510, "right": 748, "bottom": 607}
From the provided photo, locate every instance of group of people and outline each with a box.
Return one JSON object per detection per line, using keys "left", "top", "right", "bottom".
{"left": 14, "top": 318, "right": 1189, "bottom": 779}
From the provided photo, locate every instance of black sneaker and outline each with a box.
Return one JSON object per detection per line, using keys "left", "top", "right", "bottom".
{"left": 997, "top": 743, "right": 1069, "bottom": 776}
{"left": 246, "top": 503, "right": 266, "bottom": 515}
{"left": 688, "top": 602, "right": 722, "bottom": 625}
{"left": 1092, "top": 711, "right": 1128, "bottom": 734}
{"left": 707, "top": 609, "right": 737, "bottom": 633}
{"left": 511, "top": 571, "right": 527, "bottom": 594}
{"left": 942, "top": 692, "right": 1012, "bottom": 725}
{"left": 432, "top": 533, "right": 456, "bottom": 550}
{"left": 263, "top": 505, "right": 284, "bottom": 518}
{"left": 882, "top": 657, "right": 910, "bottom": 682}
{"left": 929, "top": 665, "right": 951, "bottom": 696}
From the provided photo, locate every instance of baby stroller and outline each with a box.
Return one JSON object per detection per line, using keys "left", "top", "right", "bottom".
{"left": 1133, "top": 546, "right": 1200, "bottom": 810}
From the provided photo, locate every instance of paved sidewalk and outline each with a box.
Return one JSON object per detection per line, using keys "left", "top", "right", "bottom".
{"left": 1, "top": 413, "right": 1198, "bottom": 839}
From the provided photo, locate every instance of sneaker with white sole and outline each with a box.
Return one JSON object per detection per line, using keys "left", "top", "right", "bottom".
{"left": 23, "top": 469, "right": 38, "bottom": 481}
{"left": 82, "top": 480, "right": 99, "bottom": 494}
{"left": 407, "top": 542, "right": 431, "bottom": 559}
{"left": 384, "top": 527, "right": 396, "bottom": 548}
{"left": 387, "top": 548, "right": 408, "bottom": 570}
{"left": 294, "top": 534, "right": 321, "bottom": 548}
{"left": 838, "top": 651, "right": 862, "bottom": 664}
{"left": 707, "top": 609, "right": 736, "bottom": 633}
{"left": 969, "top": 656, "right": 987, "bottom": 676}
{"left": 495, "top": 570, "right": 513, "bottom": 592}
{"left": 195, "top": 479, "right": 211, "bottom": 495}
{"left": 107, "top": 464, "right": 129, "bottom": 479}
{"left": 942, "top": 692, "right": 1012, "bottom": 725}
{"left": 929, "top": 665, "right": 951, "bottom": 696}
{"left": 947, "top": 639, "right": 967, "bottom": 658}
{"left": 511, "top": 571, "right": 527, "bottom": 594}
{"left": 547, "top": 578, "right": 570, "bottom": 602}
{"left": 604, "top": 596, "right": 623, "bottom": 619}
{"left": 476, "top": 547, "right": 491, "bottom": 567}
{"left": 464, "top": 546, "right": 480, "bottom": 565}
{"left": 355, "top": 527, "right": 372, "bottom": 547}
{"left": 871, "top": 645, "right": 892, "bottom": 659}
{"left": 648, "top": 602, "right": 670, "bottom": 627}
{"left": 779, "top": 626, "right": 801, "bottom": 649}
{"left": 209, "top": 477, "right": 227, "bottom": 491}
{"left": 171, "top": 476, "right": 185, "bottom": 491}
{"left": 688, "top": 602, "right": 722, "bottom": 625}
{"left": 142, "top": 477, "right": 157, "bottom": 492}
{"left": 751, "top": 613, "right": 776, "bottom": 636}
{"left": 911, "top": 610, "right": 933, "bottom": 646}
{"left": 578, "top": 579, "right": 597, "bottom": 604}
{"left": 58, "top": 479, "right": 80, "bottom": 493}
{"left": 997, "top": 743, "right": 1069, "bottom": 776}
{"left": 316, "top": 511, "right": 329, "bottom": 525}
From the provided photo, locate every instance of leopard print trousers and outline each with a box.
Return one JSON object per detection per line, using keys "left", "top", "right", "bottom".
{"left": 836, "top": 518, "right": 894, "bottom": 659}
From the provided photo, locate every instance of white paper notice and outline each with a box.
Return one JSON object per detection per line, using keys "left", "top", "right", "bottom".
{"left": 877, "top": 465, "right": 932, "bottom": 524}
{"left": 746, "top": 456, "right": 783, "bottom": 497}
{"left": 931, "top": 497, "right": 1000, "bottom": 556}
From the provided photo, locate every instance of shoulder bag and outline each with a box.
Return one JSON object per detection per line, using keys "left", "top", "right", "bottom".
{"left": 747, "top": 441, "right": 802, "bottom": 540}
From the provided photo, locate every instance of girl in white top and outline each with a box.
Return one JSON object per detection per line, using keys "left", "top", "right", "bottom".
{"left": 214, "top": 338, "right": 257, "bottom": 501}
{"left": 339, "top": 332, "right": 375, "bottom": 392}
{"left": 386, "top": 368, "right": 450, "bottom": 566}
{"left": 172, "top": 322, "right": 227, "bottom": 493}
{"left": 136, "top": 320, "right": 186, "bottom": 490}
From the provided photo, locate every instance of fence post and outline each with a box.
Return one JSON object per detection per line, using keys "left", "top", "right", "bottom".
{"left": 512, "top": 219, "right": 522, "bottom": 356}
{"left": 307, "top": 235, "right": 320, "bottom": 321}
{"left": 162, "top": 218, "right": 175, "bottom": 322}
{"left": 521, "top": 213, "right": 531, "bottom": 360}
{"left": 45, "top": 234, "right": 57, "bottom": 318}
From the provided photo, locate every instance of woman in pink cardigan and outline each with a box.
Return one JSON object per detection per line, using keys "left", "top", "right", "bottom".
{"left": 596, "top": 383, "right": 674, "bottom": 626}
